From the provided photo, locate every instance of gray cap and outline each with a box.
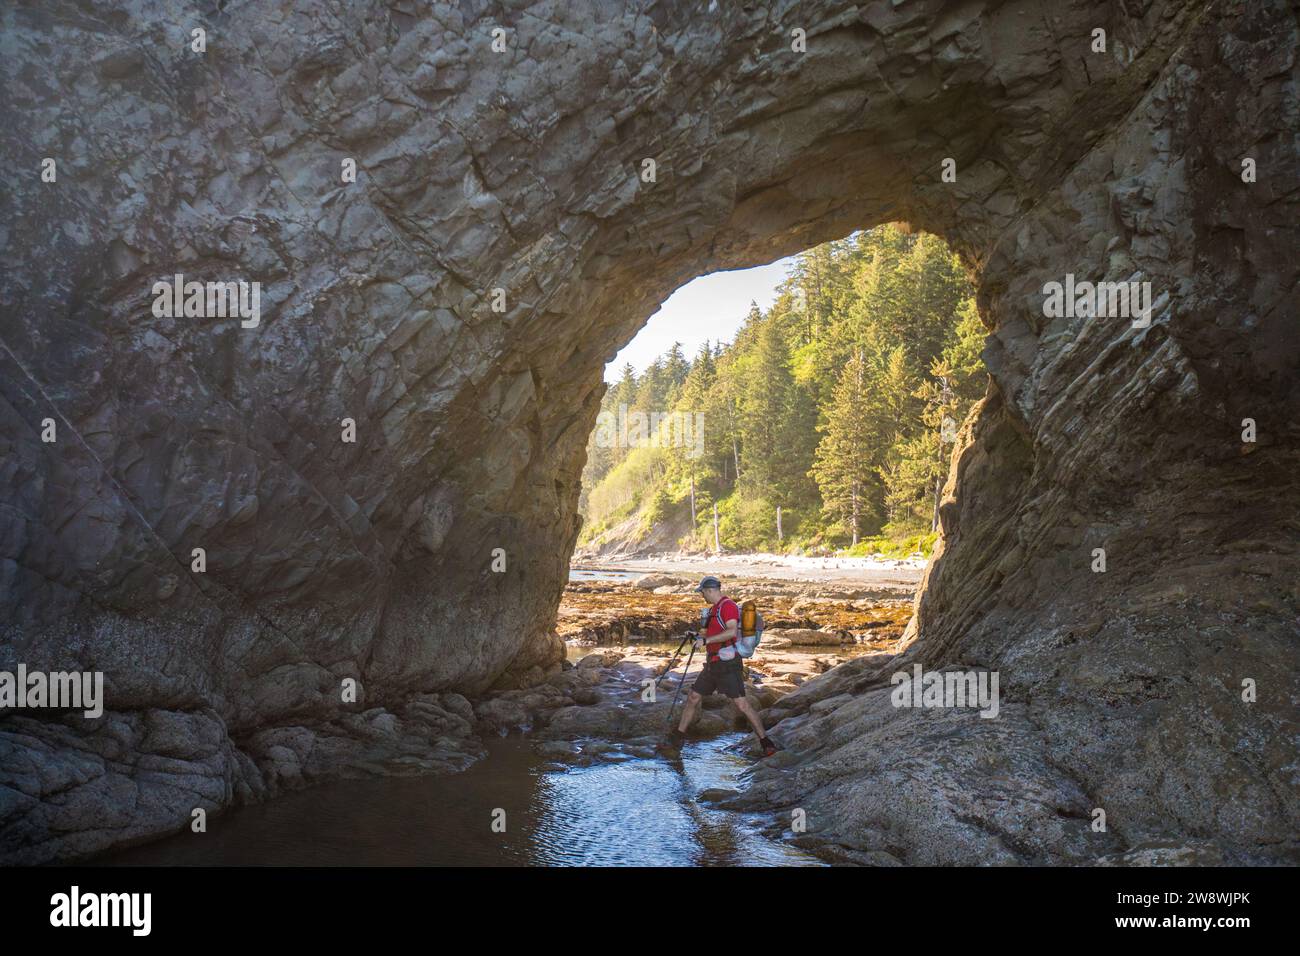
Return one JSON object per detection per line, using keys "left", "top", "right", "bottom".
{"left": 696, "top": 576, "right": 722, "bottom": 592}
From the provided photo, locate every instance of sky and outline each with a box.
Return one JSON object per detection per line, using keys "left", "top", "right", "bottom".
{"left": 604, "top": 256, "right": 796, "bottom": 382}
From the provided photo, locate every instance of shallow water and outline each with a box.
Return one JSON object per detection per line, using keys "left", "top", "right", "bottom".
{"left": 568, "top": 567, "right": 640, "bottom": 582}
{"left": 98, "top": 571, "right": 866, "bottom": 868}
{"left": 98, "top": 733, "right": 821, "bottom": 867}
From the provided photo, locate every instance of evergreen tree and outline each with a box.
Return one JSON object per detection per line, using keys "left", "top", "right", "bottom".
{"left": 663, "top": 342, "right": 690, "bottom": 396}
{"left": 810, "top": 349, "right": 877, "bottom": 543}
{"left": 579, "top": 225, "right": 987, "bottom": 554}
{"left": 610, "top": 363, "right": 638, "bottom": 420}
{"left": 738, "top": 314, "right": 793, "bottom": 494}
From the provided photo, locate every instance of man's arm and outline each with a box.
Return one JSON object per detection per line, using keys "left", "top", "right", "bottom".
{"left": 704, "top": 619, "right": 738, "bottom": 645}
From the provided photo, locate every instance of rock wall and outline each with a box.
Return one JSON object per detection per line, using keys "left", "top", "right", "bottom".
{"left": 2, "top": 0, "right": 1296, "bottom": 863}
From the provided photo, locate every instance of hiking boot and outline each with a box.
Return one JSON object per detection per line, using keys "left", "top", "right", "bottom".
{"left": 758, "top": 736, "right": 781, "bottom": 758}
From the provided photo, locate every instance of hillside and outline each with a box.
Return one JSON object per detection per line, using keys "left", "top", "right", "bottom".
{"left": 578, "top": 225, "right": 985, "bottom": 557}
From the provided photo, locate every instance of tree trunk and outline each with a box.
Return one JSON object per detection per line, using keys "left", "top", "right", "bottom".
{"left": 931, "top": 475, "right": 942, "bottom": 532}
{"left": 851, "top": 482, "right": 860, "bottom": 546}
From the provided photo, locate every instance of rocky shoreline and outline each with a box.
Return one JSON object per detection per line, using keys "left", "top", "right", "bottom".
{"left": 477, "top": 572, "right": 913, "bottom": 761}
{"left": 509, "top": 570, "right": 1298, "bottom": 866}
{"left": 557, "top": 572, "right": 914, "bottom": 648}
{"left": 8, "top": 563, "right": 1293, "bottom": 868}
{"left": 2, "top": 572, "right": 901, "bottom": 864}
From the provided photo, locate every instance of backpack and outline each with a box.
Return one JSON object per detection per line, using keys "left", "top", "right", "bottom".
{"left": 702, "top": 599, "right": 763, "bottom": 660}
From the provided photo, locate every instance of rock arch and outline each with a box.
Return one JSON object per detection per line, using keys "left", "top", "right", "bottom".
{"left": 1, "top": 1, "right": 1296, "bottom": 862}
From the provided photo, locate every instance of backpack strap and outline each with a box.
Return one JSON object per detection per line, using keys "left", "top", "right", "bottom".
{"left": 713, "top": 600, "right": 736, "bottom": 654}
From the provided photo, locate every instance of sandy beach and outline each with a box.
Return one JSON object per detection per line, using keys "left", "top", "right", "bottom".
{"left": 572, "top": 551, "right": 927, "bottom": 589}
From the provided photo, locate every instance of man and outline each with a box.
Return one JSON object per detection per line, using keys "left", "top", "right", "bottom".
{"left": 666, "top": 576, "right": 780, "bottom": 757}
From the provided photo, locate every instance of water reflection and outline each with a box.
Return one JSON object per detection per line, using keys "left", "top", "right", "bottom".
{"left": 98, "top": 734, "right": 820, "bottom": 867}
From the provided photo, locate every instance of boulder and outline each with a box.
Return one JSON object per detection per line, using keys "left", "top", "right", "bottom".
{"left": 767, "top": 628, "right": 847, "bottom": 647}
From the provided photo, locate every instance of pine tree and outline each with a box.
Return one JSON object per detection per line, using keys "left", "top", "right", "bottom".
{"left": 635, "top": 357, "right": 668, "bottom": 413}
{"left": 579, "top": 227, "right": 986, "bottom": 555}
{"left": 612, "top": 363, "right": 637, "bottom": 412}
{"left": 739, "top": 314, "right": 793, "bottom": 494}
{"left": 663, "top": 342, "right": 690, "bottom": 397}
{"left": 811, "top": 349, "right": 877, "bottom": 544}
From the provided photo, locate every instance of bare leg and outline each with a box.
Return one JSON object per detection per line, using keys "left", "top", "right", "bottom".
{"left": 733, "top": 695, "right": 767, "bottom": 739}
{"left": 677, "top": 691, "right": 703, "bottom": 733}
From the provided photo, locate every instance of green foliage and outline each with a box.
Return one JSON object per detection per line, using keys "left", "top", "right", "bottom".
{"left": 579, "top": 224, "right": 985, "bottom": 554}
{"left": 640, "top": 486, "right": 674, "bottom": 533}
{"left": 842, "top": 531, "right": 940, "bottom": 558}
{"left": 716, "top": 494, "right": 778, "bottom": 552}
{"left": 579, "top": 443, "right": 668, "bottom": 544}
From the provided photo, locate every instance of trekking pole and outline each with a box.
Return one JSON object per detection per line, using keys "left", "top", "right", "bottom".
{"left": 665, "top": 641, "right": 698, "bottom": 733}
{"left": 654, "top": 630, "right": 696, "bottom": 687}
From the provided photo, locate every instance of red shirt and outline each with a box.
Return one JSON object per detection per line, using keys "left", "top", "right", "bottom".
{"left": 704, "top": 597, "right": 740, "bottom": 663}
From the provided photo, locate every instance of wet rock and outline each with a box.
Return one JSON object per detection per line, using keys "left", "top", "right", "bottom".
{"left": 439, "top": 693, "right": 475, "bottom": 724}
{"left": 524, "top": 649, "right": 787, "bottom": 750}
{"left": 633, "top": 574, "right": 687, "bottom": 591}
{"left": 537, "top": 740, "right": 582, "bottom": 761}
{"left": 766, "top": 628, "right": 848, "bottom": 647}
{"left": 570, "top": 688, "right": 601, "bottom": 706}
{"left": 1094, "top": 841, "right": 1227, "bottom": 867}
{"left": 0, "top": 694, "right": 484, "bottom": 865}
{"left": 697, "top": 788, "right": 741, "bottom": 804}
{"left": 789, "top": 837, "right": 905, "bottom": 867}
{"left": 735, "top": 679, "right": 1120, "bottom": 866}
{"left": 473, "top": 698, "right": 532, "bottom": 736}
{"left": 577, "top": 651, "right": 623, "bottom": 669}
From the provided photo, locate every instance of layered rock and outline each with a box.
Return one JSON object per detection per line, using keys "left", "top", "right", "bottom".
{"left": 2, "top": 0, "right": 1296, "bottom": 863}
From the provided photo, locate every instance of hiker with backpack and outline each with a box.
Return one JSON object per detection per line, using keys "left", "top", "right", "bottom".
{"left": 664, "top": 576, "right": 781, "bottom": 758}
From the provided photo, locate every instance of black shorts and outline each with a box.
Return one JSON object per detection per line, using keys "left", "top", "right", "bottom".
{"left": 691, "top": 657, "right": 746, "bottom": 699}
